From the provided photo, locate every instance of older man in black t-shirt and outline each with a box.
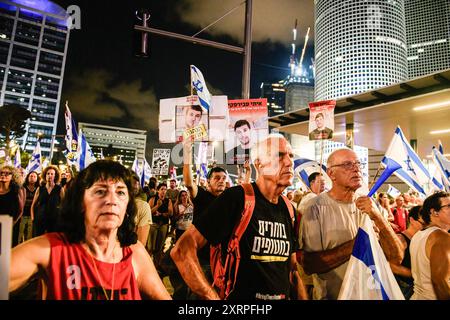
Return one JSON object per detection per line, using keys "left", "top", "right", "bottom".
{"left": 171, "top": 134, "right": 307, "bottom": 300}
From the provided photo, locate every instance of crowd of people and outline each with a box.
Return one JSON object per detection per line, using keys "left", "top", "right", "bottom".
{"left": 1, "top": 134, "right": 449, "bottom": 300}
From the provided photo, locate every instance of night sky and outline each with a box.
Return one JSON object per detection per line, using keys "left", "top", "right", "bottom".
{"left": 51, "top": 0, "right": 314, "bottom": 158}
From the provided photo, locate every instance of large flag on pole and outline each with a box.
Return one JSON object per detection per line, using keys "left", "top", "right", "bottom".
{"left": 26, "top": 142, "right": 42, "bottom": 173}
{"left": 368, "top": 126, "right": 443, "bottom": 197}
{"left": 64, "top": 103, "right": 78, "bottom": 166}
{"left": 293, "top": 158, "right": 328, "bottom": 188}
{"left": 132, "top": 156, "right": 140, "bottom": 174}
{"left": 338, "top": 215, "right": 404, "bottom": 300}
{"left": 14, "top": 147, "right": 21, "bottom": 168}
{"left": 432, "top": 147, "right": 450, "bottom": 192}
{"left": 76, "top": 129, "right": 96, "bottom": 171}
{"left": 190, "top": 65, "right": 211, "bottom": 112}
{"left": 140, "top": 158, "right": 152, "bottom": 188}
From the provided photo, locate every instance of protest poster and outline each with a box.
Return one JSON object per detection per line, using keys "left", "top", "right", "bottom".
{"left": 159, "top": 95, "right": 228, "bottom": 143}
{"left": 308, "top": 100, "right": 336, "bottom": 140}
{"left": 225, "top": 98, "right": 269, "bottom": 164}
{"left": 151, "top": 148, "right": 171, "bottom": 176}
{"left": 0, "top": 216, "right": 12, "bottom": 300}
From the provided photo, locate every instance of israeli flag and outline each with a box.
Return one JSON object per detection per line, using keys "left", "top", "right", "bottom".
{"left": 369, "top": 126, "right": 443, "bottom": 197}
{"left": 338, "top": 215, "right": 404, "bottom": 300}
{"left": 200, "top": 163, "right": 208, "bottom": 179}
{"left": 293, "top": 158, "right": 328, "bottom": 188}
{"left": 190, "top": 65, "right": 211, "bottom": 112}
{"left": 386, "top": 184, "right": 401, "bottom": 198}
{"left": 41, "top": 158, "right": 49, "bottom": 170}
{"left": 64, "top": 103, "right": 78, "bottom": 166}
{"left": 432, "top": 147, "right": 450, "bottom": 192}
{"left": 14, "top": 147, "right": 21, "bottom": 169}
{"left": 438, "top": 140, "right": 444, "bottom": 155}
{"left": 76, "top": 129, "right": 96, "bottom": 171}
{"left": 26, "top": 142, "right": 42, "bottom": 174}
{"left": 140, "top": 158, "right": 152, "bottom": 187}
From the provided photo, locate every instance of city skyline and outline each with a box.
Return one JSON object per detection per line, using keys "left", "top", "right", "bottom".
{"left": 50, "top": 0, "right": 315, "bottom": 158}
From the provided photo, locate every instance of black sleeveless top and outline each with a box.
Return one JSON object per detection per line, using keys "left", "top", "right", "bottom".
{"left": 35, "top": 185, "right": 62, "bottom": 221}
{"left": 0, "top": 189, "right": 20, "bottom": 218}
{"left": 23, "top": 185, "right": 37, "bottom": 217}
{"left": 151, "top": 196, "right": 170, "bottom": 225}
{"left": 396, "top": 232, "right": 413, "bottom": 284}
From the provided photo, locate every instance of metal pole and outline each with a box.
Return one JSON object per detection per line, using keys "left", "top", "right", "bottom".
{"left": 134, "top": 25, "right": 244, "bottom": 54}
{"left": 242, "top": 0, "right": 252, "bottom": 99}
{"left": 49, "top": 134, "right": 56, "bottom": 163}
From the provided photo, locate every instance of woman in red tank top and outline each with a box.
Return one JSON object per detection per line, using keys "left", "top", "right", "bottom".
{"left": 9, "top": 160, "right": 171, "bottom": 300}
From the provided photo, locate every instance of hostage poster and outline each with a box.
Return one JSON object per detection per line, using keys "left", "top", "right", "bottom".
{"left": 308, "top": 100, "right": 336, "bottom": 140}
{"left": 225, "top": 98, "right": 269, "bottom": 164}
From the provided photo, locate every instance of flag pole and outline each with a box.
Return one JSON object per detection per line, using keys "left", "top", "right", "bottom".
{"left": 369, "top": 163, "right": 383, "bottom": 191}
{"left": 319, "top": 138, "right": 324, "bottom": 177}
{"left": 189, "top": 65, "right": 194, "bottom": 97}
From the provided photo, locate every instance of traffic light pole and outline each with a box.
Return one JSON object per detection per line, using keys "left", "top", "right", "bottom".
{"left": 134, "top": 0, "right": 252, "bottom": 99}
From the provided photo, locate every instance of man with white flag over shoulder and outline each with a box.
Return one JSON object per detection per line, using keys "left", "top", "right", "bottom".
{"left": 299, "top": 148, "right": 404, "bottom": 300}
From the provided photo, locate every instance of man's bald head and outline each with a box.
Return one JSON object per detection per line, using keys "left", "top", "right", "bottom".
{"left": 251, "top": 133, "right": 294, "bottom": 187}
{"left": 327, "top": 148, "right": 354, "bottom": 168}
{"left": 327, "top": 148, "right": 363, "bottom": 191}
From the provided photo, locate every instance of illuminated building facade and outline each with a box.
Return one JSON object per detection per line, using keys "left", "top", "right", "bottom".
{"left": 0, "top": 0, "right": 69, "bottom": 156}
{"left": 314, "top": 0, "right": 408, "bottom": 100}
{"left": 78, "top": 122, "right": 147, "bottom": 169}
{"left": 405, "top": 0, "right": 450, "bottom": 78}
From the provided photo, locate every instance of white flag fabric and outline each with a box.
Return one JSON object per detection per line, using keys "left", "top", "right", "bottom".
{"left": 432, "top": 147, "right": 450, "bottom": 192}
{"left": 132, "top": 157, "right": 140, "bottom": 174}
{"left": 76, "top": 129, "right": 96, "bottom": 171}
{"left": 64, "top": 103, "right": 78, "bottom": 166}
{"left": 140, "top": 158, "right": 152, "bottom": 187}
{"left": 190, "top": 65, "right": 211, "bottom": 112}
{"left": 387, "top": 184, "right": 401, "bottom": 198}
{"left": 41, "top": 158, "right": 50, "bottom": 170}
{"left": 338, "top": 215, "right": 404, "bottom": 300}
{"left": 370, "top": 126, "right": 442, "bottom": 196}
{"left": 26, "top": 142, "right": 42, "bottom": 174}
{"left": 293, "top": 157, "right": 331, "bottom": 190}
{"left": 14, "top": 147, "right": 21, "bottom": 169}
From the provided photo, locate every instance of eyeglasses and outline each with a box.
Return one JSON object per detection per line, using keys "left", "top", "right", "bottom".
{"left": 0, "top": 171, "right": 12, "bottom": 176}
{"left": 329, "top": 161, "right": 366, "bottom": 171}
{"left": 439, "top": 204, "right": 450, "bottom": 211}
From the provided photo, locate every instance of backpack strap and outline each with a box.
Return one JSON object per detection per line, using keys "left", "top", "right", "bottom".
{"left": 222, "top": 183, "right": 255, "bottom": 299}
{"left": 281, "top": 195, "right": 295, "bottom": 227}
{"left": 231, "top": 183, "right": 256, "bottom": 243}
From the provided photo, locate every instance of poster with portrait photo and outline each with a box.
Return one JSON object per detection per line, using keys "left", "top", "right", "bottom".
{"left": 159, "top": 95, "right": 228, "bottom": 143}
{"left": 308, "top": 100, "right": 336, "bottom": 140}
{"left": 225, "top": 98, "right": 269, "bottom": 164}
{"left": 175, "top": 104, "right": 209, "bottom": 142}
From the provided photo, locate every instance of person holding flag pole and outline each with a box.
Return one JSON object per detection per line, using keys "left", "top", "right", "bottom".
{"left": 300, "top": 148, "right": 404, "bottom": 299}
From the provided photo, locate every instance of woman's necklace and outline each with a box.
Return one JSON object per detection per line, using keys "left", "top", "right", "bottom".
{"left": 88, "top": 242, "right": 117, "bottom": 300}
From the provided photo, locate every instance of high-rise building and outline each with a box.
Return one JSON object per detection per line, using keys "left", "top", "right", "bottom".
{"left": 0, "top": 0, "right": 69, "bottom": 156}
{"left": 78, "top": 122, "right": 147, "bottom": 169}
{"left": 284, "top": 76, "right": 314, "bottom": 112}
{"left": 314, "top": 0, "right": 408, "bottom": 100}
{"left": 405, "top": 0, "right": 450, "bottom": 78}
{"left": 260, "top": 80, "right": 286, "bottom": 117}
